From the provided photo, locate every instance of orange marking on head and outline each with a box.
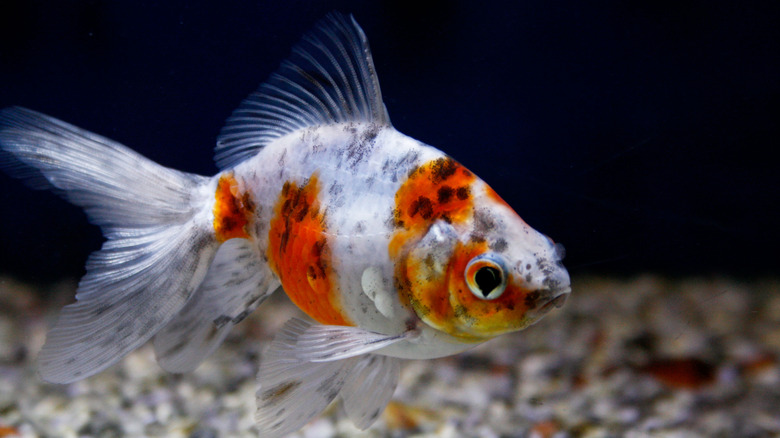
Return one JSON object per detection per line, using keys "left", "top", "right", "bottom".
{"left": 213, "top": 173, "right": 254, "bottom": 242}
{"left": 267, "top": 174, "right": 351, "bottom": 326}
{"left": 389, "top": 157, "right": 477, "bottom": 258}
{"left": 390, "top": 156, "right": 482, "bottom": 329}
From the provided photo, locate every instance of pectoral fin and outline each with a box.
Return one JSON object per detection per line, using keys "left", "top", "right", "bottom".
{"left": 291, "top": 318, "right": 412, "bottom": 362}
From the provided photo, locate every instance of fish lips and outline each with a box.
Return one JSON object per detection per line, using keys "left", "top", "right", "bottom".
{"left": 527, "top": 286, "right": 571, "bottom": 321}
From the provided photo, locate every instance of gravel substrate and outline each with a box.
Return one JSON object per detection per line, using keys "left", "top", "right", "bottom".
{"left": 1, "top": 275, "right": 778, "bottom": 437}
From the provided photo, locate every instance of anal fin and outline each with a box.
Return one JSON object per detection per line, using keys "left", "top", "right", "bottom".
{"left": 255, "top": 319, "right": 407, "bottom": 436}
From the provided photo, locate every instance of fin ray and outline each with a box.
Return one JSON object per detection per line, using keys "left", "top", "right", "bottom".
{"left": 215, "top": 12, "right": 390, "bottom": 169}
{"left": 292, "top": 320, "right": 411, "bottom": 362}
{"left": 0, "top": 107, "right": 221, "bottom": 383}
{"left": 256, "top": 318, "right": 358, "bottom": 437}
{"left": 341, "top": 354, "right": 401, "bottom": 430}
{"left": 154, "top": 238, "right": 280, "bottom": 373}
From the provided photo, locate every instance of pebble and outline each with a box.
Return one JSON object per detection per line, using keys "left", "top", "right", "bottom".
{"left": 0, "top": 276, "right": 778, "bottom": 436}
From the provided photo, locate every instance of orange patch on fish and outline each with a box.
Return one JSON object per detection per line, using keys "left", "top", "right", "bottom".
{"left": 389, "top": 157, "right": 476, "bottom": 257}
{"left": 401, "top": 239, "right": 485, "bottom": 341}
{"left": 213, "top": 173, "right": 254, "bottom": 242}
{"left": 403, "top": 236, "right": 537, "bottom": 340}
{"left": 267, "top": 174, "right": 351, "bottom": 326}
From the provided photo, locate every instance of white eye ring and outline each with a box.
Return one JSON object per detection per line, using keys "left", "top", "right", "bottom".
{"left": 465, "top": 254, "right": 508, "bottom": 300}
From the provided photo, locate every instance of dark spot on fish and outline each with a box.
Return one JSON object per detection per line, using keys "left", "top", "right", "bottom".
{"left": 391, "top": 208, "right": 403, "bottom": 227}
{"left": 329, "top": 182, "right": 343, "bottom": 196}
{"left": 316, "top": 379, "right": 338, "bottom": 398}
{"left": 409, "top": 296, "right": 431, "bottom": 317}
{"left": 409, "top": 196, "right": 434, "bottom": 220}
{"left": 312, "top": 238, "right": 326, "bottom": 258}
{"left": 537, "top": 258, "right": 555, "bottom": 276}
{"left": 261, "top": 381, "right": 301, "bottom": 401}
{"left": 93, "top": 302, "right": 110, "bottom": 316}
{"left": 307, "top": 265, "right": 317, "bottom": 280}
{"left": 472, "top": 208, "right": 496, "bottom": 234}
{"left": 296, "top": 202, "right": 309, "bottom": 222}
{"left": 362, "top": 124, "right": 380, "bottom": 143}
{"left": 232, "top": 309, "right": 251, "bottom": 324}
{"left": 456, "top": 186, "right": 470, "bottom": 200}
{"left": 430, "top": 157, "right": 458, "bottom": 183}
{"left": 423, "top": 253, "right": 435, "bottom": 270}
{"left": 491, "top": 238, "right": 508, "bottom": 252}
{"left": 354, "top": 221, "right": 366, "bottom": 233}
{"left": 279, "top": 227, "right": 291, "bottom": 251}
{"left": 281, "top": 199, "right": 292, "bottom": 216}
{"left": 381, "top": 158, "right": 392, "bottom": 173}
{"left": 309, "top": 204, "right": 320, "bottom": 219}
{"left": 470, "top": 233, "right": 486, "bottom": 243}
{"left": 437, "top": 186, "right": 453, "bottom": 203}
{"left": 116, "top": 322, "right": 132, "bottom": 337}
{"left": 526, "top": 263, "right": 532, "bottom": 270}
{"left": 219, "top": 216, "right": 238, "bottom": 233}
{"left": 159, "top": 335, "right": 189, "bottom": 358}
{"left": 214, "top": 315, "right": 232, "bottom": 329}
{"left": 241, "top": 192, "right": 255, "bottom": 216}
{"left": 525, "top": 290, "right": 540, "bottom": 310}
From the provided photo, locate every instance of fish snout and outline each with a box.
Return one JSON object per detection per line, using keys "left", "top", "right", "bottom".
{"left": 527, "top": 262, "right": 571, "bottom": 319}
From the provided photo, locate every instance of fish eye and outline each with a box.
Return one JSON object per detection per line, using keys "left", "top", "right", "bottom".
{"left": 465, "top": 255, "right": 507, "bottom": 300}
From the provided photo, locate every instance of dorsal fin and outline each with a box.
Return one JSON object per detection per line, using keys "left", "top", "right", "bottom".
{"left": 215, "top": 12, "right": 391, "bottom": 169}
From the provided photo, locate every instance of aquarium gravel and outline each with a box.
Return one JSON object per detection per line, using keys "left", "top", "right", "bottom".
{"left": 1, "top": 275, "right": 778, "bottom": 437}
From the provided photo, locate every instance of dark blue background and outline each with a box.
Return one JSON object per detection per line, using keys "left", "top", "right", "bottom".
{"left": 1, "top": 1, "right": 777, "bottom": 282}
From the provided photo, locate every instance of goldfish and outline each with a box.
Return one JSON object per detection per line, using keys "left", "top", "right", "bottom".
{"left": 0, "top": 12, "right": 570, "bottom": 436}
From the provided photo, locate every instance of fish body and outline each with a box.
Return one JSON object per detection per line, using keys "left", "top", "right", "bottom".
{"left": 0, "top": 13, "right": 570, "bottom": 436}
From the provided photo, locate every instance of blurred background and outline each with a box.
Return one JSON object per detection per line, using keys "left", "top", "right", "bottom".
{"left": 1, "top": 0, "right": 777, "bottom": 284}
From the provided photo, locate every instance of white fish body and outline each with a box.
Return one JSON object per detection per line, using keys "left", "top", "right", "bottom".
{"left": 0, "top": 13, "right": 570, "bottom": 436}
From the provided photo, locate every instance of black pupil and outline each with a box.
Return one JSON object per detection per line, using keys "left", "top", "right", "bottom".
{"left": 474, "top": 266, "right": 502, "bottom": 297}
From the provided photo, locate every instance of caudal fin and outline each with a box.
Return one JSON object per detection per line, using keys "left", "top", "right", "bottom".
{"left": 0, "top": 107, "right": 221, "bottom": 383}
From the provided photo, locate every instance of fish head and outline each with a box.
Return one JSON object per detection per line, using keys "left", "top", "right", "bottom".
{"left": 397, "top": 169, "right": 570, "bottom": 342}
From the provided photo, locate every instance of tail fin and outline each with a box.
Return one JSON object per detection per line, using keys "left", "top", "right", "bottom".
{"left": 0, "top": 107, "right": 221, "bottom": 383}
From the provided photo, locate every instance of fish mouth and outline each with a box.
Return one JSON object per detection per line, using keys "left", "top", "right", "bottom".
{"left": 540, "top": 292, "right": 568, "bottom": 312}
{"left": 530, "top": 289, "right": 570, "bottom": 319}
